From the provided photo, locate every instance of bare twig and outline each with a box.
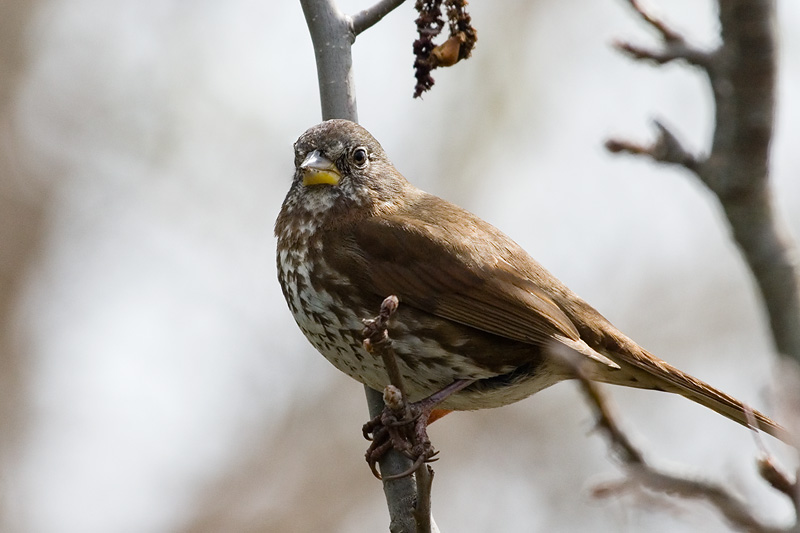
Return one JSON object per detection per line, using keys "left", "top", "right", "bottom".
{"left": 597, "top": 469, "right": 786, "bottom": 533}
{"left": 747, "top": 413, "right": 800, "bottom": 519}
{"left": 351, "top": 0, "right": 406, "bottom": 35}
{"left": 744, "top": 406, "right": 797, "bottom": 505}
{"left": 613, "top": 40, "right": 713, "bottom": 68}
{"left": 599, "top": 2, "right": 800, "bottom": 529}
{"left": 365, "top": 386, "right": 418, "bottom": 533}
{"left": 606, "top": 120, "right": 701, "bottom": 173}
{"left": 711, "top": 1, "right": 800, "bottom": 364}
{"left": 609, "top": 0, "right": 800, "bottom": 363}
{"left": 363, "top": 296, "right": 437, "bottom": 533}
{"left": 623, "top": 0, "right": 681, "bottom": 42}
{"left": 615, "top": 0, "right": 713, "bottom": 67}
{"left": 363, "top": 295, "right": 409, "bottom": 401}
{"left": 574, "top": 363, "right": 644, "bottom": 465}
{"left": 413, "top": 465, "right": 435, "bottom": 533}
{"left": 758, "top": 455, "right": 798, "bottom": 505}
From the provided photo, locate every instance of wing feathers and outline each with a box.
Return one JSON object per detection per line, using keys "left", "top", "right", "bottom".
{"left": 347, "top": 211, "right": 580, "bottom": 345}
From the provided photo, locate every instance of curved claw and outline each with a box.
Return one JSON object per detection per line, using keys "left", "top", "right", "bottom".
{"left": 365, "top": 430, "right": 397, "bottom": 480}
{"left": 368, "top": 460, "right": 382, "bottom": 480}
{"left": 362, "top": 413, "right": 384, "bottom": 440}
{"left": 365, "top": 424, "right": 388, "bottom": 443}
{"left": 382, "top": 453, "right": 428, "bottom": 481}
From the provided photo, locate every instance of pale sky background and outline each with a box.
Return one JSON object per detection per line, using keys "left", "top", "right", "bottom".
{"left": 2, "top": 0, "right": 800, "bottom": 532}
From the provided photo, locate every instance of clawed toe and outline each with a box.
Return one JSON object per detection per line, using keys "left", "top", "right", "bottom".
{"left": 363, "top": 401, "right": 436, "bottom": 479}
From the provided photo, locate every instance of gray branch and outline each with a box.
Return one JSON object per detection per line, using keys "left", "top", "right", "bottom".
{"left": 351, "top": 0, "right": 406, "bottom": 35}
{"left": 606, "top": 119, "right": 701, "bottom": 173}
{"left": 301, "top": 0, "right": 405, "bottom": 120}
{"left": 705, "top": 0, "right": 800, "bottom": 363}
{"left": 300, "top": 0, "right": 358, "bottom": 121}
{"left": 365, "top": 386, "right": 418, "bottom": 533}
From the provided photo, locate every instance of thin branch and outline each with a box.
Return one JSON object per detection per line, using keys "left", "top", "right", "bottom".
{"left": 594, "top": 470, "right": 786, "bottom": 533}
{"left": 600, "top": 2, "right": 800, "bottom": 529}
{"left": 365, "top": 386, "right": 418, "bottom": 533}
{"left": 758, "top": 455, "right": 799, "bottom": 509}
{"left": 605, "top": 120, "right": 702, "bottom": 173}
{"left": 710, "top": 0, "right": 800, "bottom": 364}
{"left": 613, "top": 40, "right": 713, "bottom": 69}
{"left": 413, "top": 465, "right": 435, "bottom": 533}
{"left": 300, "top": 0, "right": 358, "bottom": 121}
{"left": 351, "top": 0, "right": 406, "bottom": 35}
{"left": 623, "top": 0, "right": 682, "bottom": 42}
{"left": 745, "top": 407, "right": 798, "bottom": 509}
{"left": 616, "top": 0, "right": 714, "bottom": 68}
{"left": 749, "top": 409, "right": 800, "bottom": 521}
{"left": 363, "top": 295, "right": 410, "bottom": 402}
{"left": 363, "top": 296, "right": 437, "bottom": 532}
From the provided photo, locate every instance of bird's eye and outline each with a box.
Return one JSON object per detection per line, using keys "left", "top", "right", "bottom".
{"left": 352, "top": 147, "right": 368, "bottom": 167}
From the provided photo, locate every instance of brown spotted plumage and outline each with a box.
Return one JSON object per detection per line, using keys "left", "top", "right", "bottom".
{"left": 275, "top": 119, "right": 787, "bottom": 441}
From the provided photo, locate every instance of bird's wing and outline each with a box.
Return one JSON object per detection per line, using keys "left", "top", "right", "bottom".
{"left": 329, "top": 209, "right": 581, "bottom": 346}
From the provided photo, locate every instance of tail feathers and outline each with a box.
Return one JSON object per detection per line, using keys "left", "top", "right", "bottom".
{"left": 649, "top": 359, "right": 789, "bottom": 444}
{"left": 599, "top": 348, "right": 791, "bottom": 444}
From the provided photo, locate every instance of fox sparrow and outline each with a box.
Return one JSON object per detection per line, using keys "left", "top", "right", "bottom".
{"left": 275, "top": 119, "right": 786, "bottom": 454}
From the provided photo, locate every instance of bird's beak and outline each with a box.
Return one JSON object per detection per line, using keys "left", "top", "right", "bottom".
{"left": 300, "top": 150, "right": 340, "bottom": 186}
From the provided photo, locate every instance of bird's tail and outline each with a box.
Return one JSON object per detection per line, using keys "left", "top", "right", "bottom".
{"left": 596, "top": 346, "right": 791, "bottom": 444}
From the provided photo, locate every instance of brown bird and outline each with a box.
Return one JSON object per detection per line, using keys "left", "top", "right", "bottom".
{"left": 275, "top": 119, "right": 786, "bottom": 447}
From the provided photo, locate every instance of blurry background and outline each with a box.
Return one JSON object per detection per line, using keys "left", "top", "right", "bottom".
{"left": 1, "top": 0, "right": 799, "bottom": 531}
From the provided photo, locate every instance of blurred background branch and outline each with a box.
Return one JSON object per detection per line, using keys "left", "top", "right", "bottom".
{"left": 568, "top": 349, "right": 795, "bottom": 533}
{"left": 609, "top": 0, "right": 800, "bottom": 364}
{"left": 0, "top": 1, "right": 47, "bottom": 531}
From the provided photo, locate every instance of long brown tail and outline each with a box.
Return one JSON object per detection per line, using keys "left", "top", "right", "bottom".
{"left": 589, "top": 341, "right": 792, "bottom": 444}
{"left": 650, "top": 359, "right": 790, "bottom": 443}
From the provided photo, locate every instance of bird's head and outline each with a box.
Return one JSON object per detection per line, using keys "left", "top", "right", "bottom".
{"left": 284, "top": 120, "right": 410, "bottom": 218}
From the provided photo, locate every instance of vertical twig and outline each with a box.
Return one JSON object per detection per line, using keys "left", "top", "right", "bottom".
{"left": 365, "top": 386, "right": 418, "bottom": 533}
{"left": 413, "top": 465, "right": 435, "bottom": 532}
{"left": 300, "top": 0, "right": 358, "bottom": 121}
{"left": 362, "top": 296, "right": 439, "bottom": 532}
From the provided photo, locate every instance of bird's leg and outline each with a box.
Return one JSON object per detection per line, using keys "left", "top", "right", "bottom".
{"left": 363, "top": 378, "right": 475, "bottom": 480}
{"left": 361, "top": 296, "right": 475, "bottom": 478}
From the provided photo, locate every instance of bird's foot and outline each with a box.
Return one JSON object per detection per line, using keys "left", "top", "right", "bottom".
{"left": 362, "top": 379, "right": 474, "bottom": 479}
{"left": 363, "top": 393, "right": 438, "bottom": 480}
